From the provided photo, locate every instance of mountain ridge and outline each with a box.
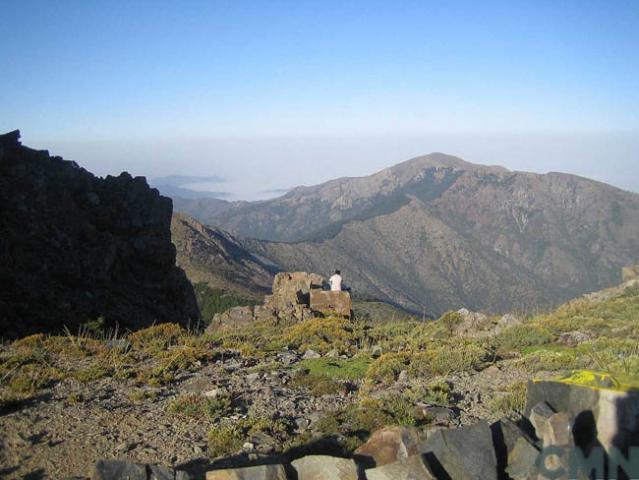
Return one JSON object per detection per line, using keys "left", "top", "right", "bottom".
{"left": 174, "top": 153, "right": 639, "bottom": 315}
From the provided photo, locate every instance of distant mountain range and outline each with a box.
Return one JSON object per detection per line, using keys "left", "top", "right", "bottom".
{"left": 172, "top": 153, "right": 639, "bottom": 315}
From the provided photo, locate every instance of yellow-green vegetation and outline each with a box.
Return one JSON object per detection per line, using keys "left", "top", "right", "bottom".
{"left": 496, "top": 285, "right": 639, "bottom": 380}
{"left": 291, "top": 355, "right": 373, "bottom": 396}
{"left": 0, "top": 323, "right": 222, "bottom": 410}
{"left": 129, "top": 323, "right": 184, "bottom": 353}
{"left": 555, "top": 370, "right": 639, "bottom": 392}
{"left": 493, "top": 324, "right": 553, "bottom": 350}
{"left": 284, "top": 317, "right": 356, "bottom": 354}
{"left": 365, "top": 340, "right": 490, "bottom": 384}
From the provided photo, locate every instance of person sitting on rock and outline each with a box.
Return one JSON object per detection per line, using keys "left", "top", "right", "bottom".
{"left": 329, "top": 270, "right": 342, "bottom": 291}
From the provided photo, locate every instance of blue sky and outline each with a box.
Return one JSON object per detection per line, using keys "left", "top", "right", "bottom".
{"left": 1, "top": 1, "right": 638, "bottom": 199}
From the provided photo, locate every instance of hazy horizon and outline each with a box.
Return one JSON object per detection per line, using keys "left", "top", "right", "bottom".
{"left": 2, "top": 1, "right": 638, "bottom": 200}
{"left": 17, "top": 131, "right": 639, "bottom": 201}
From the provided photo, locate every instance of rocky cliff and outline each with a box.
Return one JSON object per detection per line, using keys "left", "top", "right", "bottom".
{"left": 0, "top": 130, "right": 199, "bottom": 338}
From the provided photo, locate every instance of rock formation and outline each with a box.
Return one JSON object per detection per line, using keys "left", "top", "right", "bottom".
{"left": 206, "top": 272, "right": 352, "bottom": 330}
{"left": 0, "top": 130, "right": 199, "bottom": 338}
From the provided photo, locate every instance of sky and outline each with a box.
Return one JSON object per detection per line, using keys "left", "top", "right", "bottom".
{"left": 1, "top": 0, "right": 638, "bottom": 200}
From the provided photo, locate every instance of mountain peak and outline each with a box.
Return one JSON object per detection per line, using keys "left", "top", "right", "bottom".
{"left": 390, "top": 153, "right": 509, "bottom": 177}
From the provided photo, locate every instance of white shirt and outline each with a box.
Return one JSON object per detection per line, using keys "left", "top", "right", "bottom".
{"left": 329, "top": 274, "right": 342, "bottom": 291}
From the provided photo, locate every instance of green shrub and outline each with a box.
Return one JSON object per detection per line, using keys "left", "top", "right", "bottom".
{"left": 383, "top": 396, "right": 418, "bottom": 426}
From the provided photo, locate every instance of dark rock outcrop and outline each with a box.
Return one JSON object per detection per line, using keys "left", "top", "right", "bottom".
{"left": 0, "top": 130, "right": 199, "bottom": 338}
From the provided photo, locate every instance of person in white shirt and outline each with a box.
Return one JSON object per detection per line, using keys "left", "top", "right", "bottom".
{"left": 329, "top": 270, "right": 343, "bottom": 291}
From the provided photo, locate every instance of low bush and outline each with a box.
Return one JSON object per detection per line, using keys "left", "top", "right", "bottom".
{"left": 168, "top": 393, "right": 232, "bottom": 420}
{"left": 438, "top": 311, "right": 464, "bottom": 335}
{"left": 291, "top": 370, "right": 343, "bottom": 396}
{"left": 365, "top": 352, "right": 412, "bottom": 384}
{"left": 494, "top": 324, "right": 553, "bottom": 350}
{"left": 299, "top": 355, "right": 371, "bottom": 381}
{"left": 129, "top": 323, "right": 184, "bottom": 353}
{"left": 208, "top": 423, "right": 244, "bottom": 458}
{"left": 71, "top": 362, "right": 111, "bottom": 383}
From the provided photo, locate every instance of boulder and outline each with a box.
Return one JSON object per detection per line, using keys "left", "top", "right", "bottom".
{"left": 291, "top": 455, "right": 358, "bottom": 480}
{"left": 418, "top": 421, "right": 498, "bottom": 480}
{"left": 205, "top": 464, "right": 287, "bottom": 480}
{"left": 525, "top": 377, "right": 639, "bottom": 452}
{"left": 354, "top": 426, "right": 422, "bottom": 467}
{"left": 149, "top": 465, "right": 178, "bottom": 480}
{"left": 302, "top": 349, "right": 321, "bottom": 359}
{"left": 491, "top": 418, "right": 537, "bottom": 457}
{"left": 309, "top": 290, "right": 352, "bottom": 318}
{"left": 454, "top": 308, "right": 493, "bottom": 337}
{"left": 92, "top": 460, "right": 192, "bottom": 480}
{"left": 505, "top": 437, "right": 541, "bottom": 480}
{"left": 93, "top": 461, "right": 147, "bottom": 480}
{"left": 211, "top": 306, "right": 256, "bottom": 330}
{"left": 556, "top": 331, "right": 592, "bottom": 347}
{"left": 419, "top": 406, "right": 456, "bottom": 426}
{"left": 268, "top": 272, "right": 324, "bottom": 309}
{"left": 365, "top": 454, "right": 436, "bottom": 480}
{"left": 622, "top": 264, "right": 639, "bottom": 282}
{"left": 490, "top": 417, "right": 538, "bottom": 479}
{"left": 253, "top": 305, "right": 278, "bottom": 323}
{"left": 528, "top": 402, "right": 556, "bottom": 441}
{"left": 544, "top": 412, "right": 572, "bottom": 447}
{"left": 371, "top": 346, "right": 383, "bottom": 359}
